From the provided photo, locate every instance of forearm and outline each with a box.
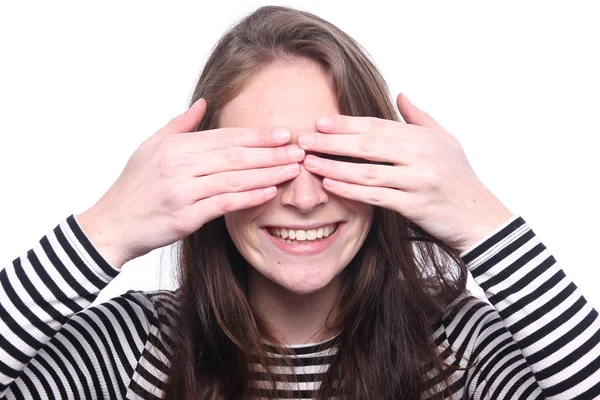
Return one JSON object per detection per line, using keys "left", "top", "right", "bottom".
{"left": 462, "top": 216, "right": 600, "bottom": 398}
{"left": 75, "top": 209, "right": 129, "bottom": 270}
{"left": 0, "top": 214, "right": 120, "bottom": 395}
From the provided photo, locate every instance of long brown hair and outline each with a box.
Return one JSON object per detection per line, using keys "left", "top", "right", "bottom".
{"left": 160, "top": 6, "right": 468, "bottom": 399}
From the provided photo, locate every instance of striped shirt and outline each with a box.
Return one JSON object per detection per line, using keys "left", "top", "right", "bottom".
{"left": 0, "top": 213, "right": 599, "bottom": 399}
{"left": 251, "top": 336, "right": 340, "bottom": 398}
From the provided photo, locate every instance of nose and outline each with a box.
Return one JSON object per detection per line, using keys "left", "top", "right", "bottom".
{"left": 279, "top": 164, "right": 328, "bottom": 214}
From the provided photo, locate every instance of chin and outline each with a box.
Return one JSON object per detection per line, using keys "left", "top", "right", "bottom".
{"left": 270, "top": 268, "right": 343, "bottom": 295}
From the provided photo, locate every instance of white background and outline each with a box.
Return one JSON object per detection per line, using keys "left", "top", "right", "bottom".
{"left": 0, "top": 1, "right": 598, "bottom": 307}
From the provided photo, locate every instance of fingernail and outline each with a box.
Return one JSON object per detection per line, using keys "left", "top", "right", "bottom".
{"left": 303, "top": 155, "right": 319, "bottom": 168}
{"left": 288, "top": 146, "right": 305, "bottom": 160}
{"left": 192, "top": 97, "right": 203, "bottom": 106}
{"left": 323, "top": 178, "right": 337, "bottom": 188}
{"left": 298, "top": 133, "right": 314, "bottom": 148}
{"left": 273, "top": 128, "right": 291, "bottom": 143}
{"left": 317, "top": 116, "right": 333, "bottom": 129}
{"left": 284, "top": 163, "right": 300, "bottom": 173}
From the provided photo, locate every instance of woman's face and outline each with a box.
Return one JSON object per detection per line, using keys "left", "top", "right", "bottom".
{"left": 221, "top": 59, "right": 374, "bottom": 295}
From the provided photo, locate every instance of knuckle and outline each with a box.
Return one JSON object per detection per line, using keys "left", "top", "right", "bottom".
{"left": 217, "top": 195, "right": 237, "bottom": 213}
{"left": 272, "top": 147, "right": 287, "bottom": 163}
{"left": 416, "top": 193, "right": 433, "bottom": 210}
{"left": 157, "top": 145, "right": 179, "bottom": 177}
{"left": 366, "top": 187, "right": 385, "bottom": 205}
{"left": 415, "top": 142, "right": 435, "bottom": 159}
{"left": 249, "top": 189, "right": 267, "bottom": 205}
{"left": 170, "top": 188, "right": 188, "bottom": 208}
{"left": 216, "top": 131, "right": 235, "bottom": 148}
{"left": 224, "top": 147, "right": 243, "bottom": 165}
{"left": 157, "top": 184, "right": 179, "bottom": 208}
{"left": 369, "top": 117, "right": 386, "bottom": 135}
{"left": 225, "top": 172, "right": 243, "bottom": 190}
{"left": 421, "top": 168, "right": 441, "bottom": 188}
{"left": 158, "top": 133, "right": 175, "bottom": 151}
{"left": 358, "top": 134, "right": 379, "bottom": 155}
{"left": 261, "top": 127, "right": 276, "bottom": 144}
{"left": 159, "top": 161, "right": 178, "bottom": 179}
{"left": 362, "top": 165, "right": 379, "bottom": 183}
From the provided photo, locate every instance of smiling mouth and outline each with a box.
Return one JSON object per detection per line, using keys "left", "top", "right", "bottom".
{"left": 267, "top": 223, "right": 339, "bottom": 244}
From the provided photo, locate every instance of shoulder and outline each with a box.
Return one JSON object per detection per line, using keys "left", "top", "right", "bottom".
{"left": 440, "top": 291, "right": 499, "bottom": 324}
{"left": 69, "top": 288, "right": 181, "bottom": 344}
{"left": 50, "top": 289, "right": 183, "bottom": 398}
{"left": 116, "top": 288, "right": 181, "bottom": 331}
{"left": 429, "top": 294, "right": 543, "bottom": 397}
{"left": 121, "top": 288, "right": 180, "bottom": 318}
{"left": 432, "top": 291, "right": 507, "bottom": 352}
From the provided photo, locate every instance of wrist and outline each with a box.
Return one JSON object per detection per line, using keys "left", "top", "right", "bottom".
{"left": 457, "top": 182, "right": 515, "bottom": 254}
{"left": 76, "top": 208, "right": 129, "bottom": 270}
{"left": 460, "top": 208, "right": 514, "bottom": 252}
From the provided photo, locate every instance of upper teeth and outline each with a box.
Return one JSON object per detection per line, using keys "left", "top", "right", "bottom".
{"left": 269, "top": 224, "right": 337, "bottom": 241}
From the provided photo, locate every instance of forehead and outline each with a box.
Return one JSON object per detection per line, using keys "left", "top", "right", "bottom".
{"left": 218, "top": 59, "right": 340, "bottom": 143}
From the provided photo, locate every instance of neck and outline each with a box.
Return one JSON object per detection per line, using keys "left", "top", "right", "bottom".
{"left": 247, "top": 267, "right": 345, "bottom": 345}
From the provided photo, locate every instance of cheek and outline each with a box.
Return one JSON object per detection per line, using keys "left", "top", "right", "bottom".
{"left": 362, "top": 204, "right": 375, "bottom": 220}
{"left": 223, "top": 213, "right": 237, "bottom": 237}
{"left": 349, "top": 201, "right": 375, "bottom": 227}
{"left": 224, "top": 212, "right": 248, "bottom": 248}
{"left": 224, "top": 199, "right": 274, "bottom": 233}
{"left": 224, "top": 211, "right": 266, "bottom": 264}
{"left": 352, "top": 204, "right": 375, "bottom": 244}
{"left": 224, "top": 216, "right": 253, "bottom": 270}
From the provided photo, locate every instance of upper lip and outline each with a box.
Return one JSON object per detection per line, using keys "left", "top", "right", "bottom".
{"left": 263, "top": 221, "right": 341, "bottom": 230}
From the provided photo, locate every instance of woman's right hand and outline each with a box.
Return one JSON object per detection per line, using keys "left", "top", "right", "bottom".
{"left": 76, "top": 98, "right": 304, "bottom": 269}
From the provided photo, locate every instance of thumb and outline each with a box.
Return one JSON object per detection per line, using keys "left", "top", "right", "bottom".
{"left": 159, "top": 97, "right": 207, "bottom": 135}
{"left": 396, "top": 93, "right": 441, "bottom": 129}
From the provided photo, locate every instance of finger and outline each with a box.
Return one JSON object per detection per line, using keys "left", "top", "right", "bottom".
{"left": 188, "top": 145, "right": 305, "bottom": 176}
{"left": 158, "top": 98, "right": 207, "bottom": 136}
{"left": 188, "top": 163, "right": 300, "bottom": 200}
{"left": 189, "top": 186, "right": 278, "bottom": 223}
{"left": 298, "top": 132, "right": 397, "bottom": 163}
{"left": 303, "top": 155, "right": 420, "bottom": 190}
{"left": 396, "top": 93, "right": 443, "bottom": 130}
{"left": 178, "top": 125, "right": 292, "bottom": 153}
{"left": 315, "top": 114, "right": 399, "bottom": 136}
{"left": 321, "top": 178, "right": 409, "bottom": 211}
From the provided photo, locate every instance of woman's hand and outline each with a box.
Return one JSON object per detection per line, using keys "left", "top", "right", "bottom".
{"left": 77, "top": 98, "right": 304, "bottom": 269}
{"left": 298, "top": 93, "right": 514, "bottom": 254}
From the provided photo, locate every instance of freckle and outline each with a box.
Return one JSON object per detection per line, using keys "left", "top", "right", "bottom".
{"left": 277, "top": 260, "right": 281, "bottom": 264}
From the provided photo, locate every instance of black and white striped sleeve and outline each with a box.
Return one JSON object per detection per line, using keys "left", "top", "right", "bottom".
{"left": 0, "top": 214, "right": 144, "bottom": 398}
{"left": 433, "top": 293, "right": 542, "bottom": 398}
{"left": 461, "top": 215, "right": 600, "bottom": 399}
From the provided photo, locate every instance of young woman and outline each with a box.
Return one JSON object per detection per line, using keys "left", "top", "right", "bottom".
{"left": 1, "top": 5, "right": 599, "bottom": 399}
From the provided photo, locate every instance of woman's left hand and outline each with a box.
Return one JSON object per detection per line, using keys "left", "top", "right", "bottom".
{"left": 298, "top": 93, "right": 514, "bottom": 254}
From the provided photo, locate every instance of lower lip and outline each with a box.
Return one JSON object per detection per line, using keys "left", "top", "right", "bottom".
{"left": 263, "top": 223, "right": 344, "bottom": 255}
